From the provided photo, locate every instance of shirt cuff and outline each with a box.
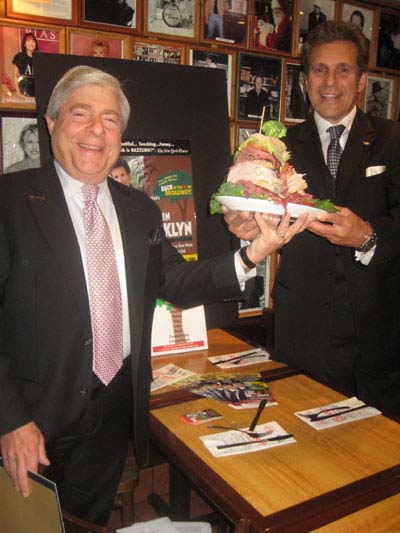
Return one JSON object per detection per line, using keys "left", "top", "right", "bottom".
{"left": 354, "top": 244, "right": 376, "bottom": 266}
{"left": 235, "top": 249, "right": 256, "bottom": 290}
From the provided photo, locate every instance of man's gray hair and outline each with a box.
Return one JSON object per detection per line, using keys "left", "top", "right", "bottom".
{"left": 45, "top": 65, "right": 131, "bottom": 132}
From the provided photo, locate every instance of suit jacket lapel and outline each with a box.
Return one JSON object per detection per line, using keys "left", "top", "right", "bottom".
{"left": 28, "top": 164, "right": 91, "bottom": 331}
{"left": 109, "top": 179, "right": 150, "bottom": 358}
{"left": 336, "top": 109, "right": 375, "bottom": 200}
{"left": 293, "top": 116, "right": 333, "bottom": 200}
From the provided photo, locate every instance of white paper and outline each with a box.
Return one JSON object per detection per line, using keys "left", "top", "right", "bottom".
{"left": 200, "top": 421, "right": 295, "bottom": 457}
{"left": 118, "top": 517, "right": 211, "bottom": 533}
{"left": 295, "top": 397, "right": 381, "bottom": 430}
{"left": 207, "top": 348, "right": 270, "bottom": 369}
{"left": 151, "top": 364, "right": 197, "bottom": 392}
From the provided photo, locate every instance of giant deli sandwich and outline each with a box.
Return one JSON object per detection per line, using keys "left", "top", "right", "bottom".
{"left": 210, "top": 120, "right": 337, "bottom": 215}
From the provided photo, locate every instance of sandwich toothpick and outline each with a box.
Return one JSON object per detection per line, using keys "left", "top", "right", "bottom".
{"left": 259, "top": 106, "right": 267, "bottom": 133}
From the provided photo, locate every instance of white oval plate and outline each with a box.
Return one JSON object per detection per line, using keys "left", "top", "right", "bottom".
{"left": 216, "top": 196, "right": 324, "bottom": 219}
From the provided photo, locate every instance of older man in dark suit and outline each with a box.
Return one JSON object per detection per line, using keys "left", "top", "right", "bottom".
{"left": 225, "top": 21, "right": 400, "bottom": 414}
{"left": 0, "top": 65, "right": 308, "bottom": 526}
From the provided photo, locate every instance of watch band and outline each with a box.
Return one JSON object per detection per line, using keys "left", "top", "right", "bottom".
{"left": 357, "top": 231, "right": 377, "bottom": 253}
{"left": 239, "top": 246, "right": 257, "bottom": 269}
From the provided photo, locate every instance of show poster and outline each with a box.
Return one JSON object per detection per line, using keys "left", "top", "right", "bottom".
{"left": 118, "top": 139, "right": 207, "bottom": 355}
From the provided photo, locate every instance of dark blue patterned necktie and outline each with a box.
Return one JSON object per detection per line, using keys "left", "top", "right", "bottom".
{"left": 327, "top": 124, "right": 345, "bottom": 179}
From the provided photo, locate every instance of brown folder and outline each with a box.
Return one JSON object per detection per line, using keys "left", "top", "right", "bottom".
{"left": 0, "top": 459, "right": 64, "bottom": 533}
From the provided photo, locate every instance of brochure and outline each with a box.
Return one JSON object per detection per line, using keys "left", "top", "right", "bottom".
{"left": 173, "top": 372, "right": 277, "bottom": 409}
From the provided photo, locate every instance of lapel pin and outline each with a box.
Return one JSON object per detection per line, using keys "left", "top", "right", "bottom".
{"left": 362, "top": 141, "right": 370, "bottom": 146}
{"left": 29, "top": 194, "right": 47, "bottom": 201}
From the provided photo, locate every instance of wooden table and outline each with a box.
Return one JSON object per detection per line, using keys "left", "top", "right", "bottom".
{"left": 150, "top": 330, "right": 400, "bottom": 532}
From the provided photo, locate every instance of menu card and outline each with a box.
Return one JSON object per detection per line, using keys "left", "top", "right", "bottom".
{"left": 200, "top": 421, "right": 295, "bottom": 457}
{"left": 295, "top": 397, "right": 381, "bottom": 430}
{"left": 207, "top": 348, "right": 270, "bottom": 369}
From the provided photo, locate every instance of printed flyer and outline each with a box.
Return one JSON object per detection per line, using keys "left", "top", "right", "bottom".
{"left": 116, "top": 139, "right": 207, "bottom": 355}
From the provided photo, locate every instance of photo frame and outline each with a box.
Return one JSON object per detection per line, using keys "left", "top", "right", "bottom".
{"left": 236, "top": 123, "right": 257, "bottom": 152}
{"left": 363, "top": 73, "right": 396, "bottom": 120}
{"left": 249, "top": 0, "right": 293, "bottom": 55}
{"left": 200, "top": 0, "right": 248, "bottom": 47}
{"left": 144, "top": 0, "right": 199, "bottom": 42}
{"left": 188, "top": 46, "right": 234, "bottom": 116}
{"left": 132, "top": 37, "right": 185, "bottom": 64}
{"left": 341, "top": 2, "right": 376, "bottom": 67}
{"left": 282, "top": 59, "right": 311, "bottom": 123}
{"left": 81, "top": 0, "right": 139, "bottom": 33}
{"left": 0, "top": 22, "right": 65, "bottom": 109}
{"left": 0, "top": 112, "right": 39, "bottom": 175}
{"left": 6, "top": 0, "right": 76, "bottom": 24}
{"left": 297, "top": 0, "right": 336, "bottom": 55}
{"left": 376, "top": 9, "right": 400, "bottom": 72}
{"left": 236, "top": 52, "right": 282, "bottom": 121}
{"left": 67, "top": 28, "right": 130, "bottom": 59}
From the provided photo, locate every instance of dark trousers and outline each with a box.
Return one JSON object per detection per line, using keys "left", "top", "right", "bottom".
{"left": 44, "top": 357, "right": 133, "bottom": 526}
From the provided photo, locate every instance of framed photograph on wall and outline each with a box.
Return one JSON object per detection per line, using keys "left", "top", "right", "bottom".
{"left": 67, "top": 28, "right": 130, "bottom": 59}
{"left": 132, "top": 38, "right": 185, "bottom": 64}
{"left": 238, "top": 124, "right": 257, "bottom": 145}
{"left": 0, "top": 113, "right": 40, "bottom": 175}
{"left": 341, "top": 2, "right": 375, "bottom": 66}
{"left": 188, "top": 46, "right": 234, "bottom": 116}
{"left": 297, "top": 0, "right": 336, "bottom": 55}
{"left": 144, "top": 0, "right": 199, "bottom": 42}
{"left": 201, "top": 0, "right": 248, "bottom": 47}
{"left": 0, "top": 22, "right": 65, "bottom": 109}
{"left": 82, "top": 0, "right": 139, "bottom": 33}
{"left": 236, "top": 52, "right": 282, "bottom": 121}
{"left": 376, "top": 9, "right": 400, "bottom": 72}
{"left": 282, "top": 59, "right": 310, "bottom": 123}
{"left": 6, "top": 0, "right": 76, "bottom": 24}
{"left": 364, "top": 73, "right": 396, "bottom": 120}
{"left": 250, "top": 0, "right": 293, "bottom": 54}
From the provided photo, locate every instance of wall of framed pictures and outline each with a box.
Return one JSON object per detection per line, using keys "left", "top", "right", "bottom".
{"left": 1, "top": 0, "right": 399, "bottom": 311}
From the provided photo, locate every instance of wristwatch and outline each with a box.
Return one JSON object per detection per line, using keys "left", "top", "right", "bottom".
{"left": 357, "top": 227, "right": 377, "bottom": 253}
{"left": 239, "top": 246, "right": 257, "bottom": 269}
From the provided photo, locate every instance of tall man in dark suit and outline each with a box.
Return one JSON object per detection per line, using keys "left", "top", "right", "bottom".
{"left": 224, "top": 21, "right": 400, "bottom": 414}
{"left": 0, "top": 65, "right": 309, "bottom": 525}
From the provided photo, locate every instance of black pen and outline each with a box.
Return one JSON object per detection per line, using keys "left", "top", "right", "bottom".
{"left": 249, "top": 398, "right": 267, "bottom": 431}
{"left": 216, "top": 434, "right": 293, "bottom": 450}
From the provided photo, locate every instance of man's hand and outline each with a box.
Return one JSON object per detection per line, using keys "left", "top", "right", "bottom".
{"left": 308, "top": 207, "right": 371, "bottom": 248}
{"left": 245, "top": 211, "right": 310, "bottom": 266}
{"left": 0, "top": 422, "right": 50, "bottom": 497}
{"left": 223, "top": 207, "right": 259, "bottom": 241}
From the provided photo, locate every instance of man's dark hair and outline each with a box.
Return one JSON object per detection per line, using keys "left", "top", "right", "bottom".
{"left": 350, "top": 10, "right": 365, "bottom": 30}
{"left": 111, "top": 157, "right": 130, "bottom": 174}
{"left": 302, "top": 21, "right": 369, "bottom": 76}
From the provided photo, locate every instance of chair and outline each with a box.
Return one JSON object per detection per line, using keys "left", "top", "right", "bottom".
{"left": 63, "top": 511, "right": 117, "bottom": 533}
{"left": 112, "top": 444, "right": 139, "bottom": 527}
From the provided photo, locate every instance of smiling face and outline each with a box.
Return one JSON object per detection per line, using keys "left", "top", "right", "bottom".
{"left": 25, "top": 36, "right": 37, "bottom": 55}
{"left": 305, "top": 41, "right": 366, "bottom": 124}
{"left": 46, "top": 84, "right": 122, "bottom": 184}
{"left": 23, "top": 130, "right": 40, "bottom": 161}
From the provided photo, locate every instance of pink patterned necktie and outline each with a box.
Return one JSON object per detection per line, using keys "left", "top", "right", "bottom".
{"left": 82, "top": 183, "right": 123, "bottom": 385}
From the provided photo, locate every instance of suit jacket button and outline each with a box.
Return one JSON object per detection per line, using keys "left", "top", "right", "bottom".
{"left": 84, "top": 338, "right": 92, "bottom": 346}
{"left": 79, "top": 387, "right": 88, "bottom": 396}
